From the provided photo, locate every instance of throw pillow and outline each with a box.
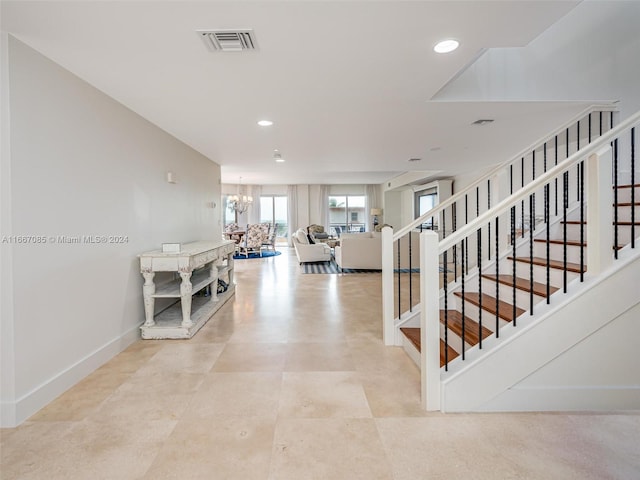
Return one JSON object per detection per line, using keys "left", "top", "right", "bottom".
{"left": 307, "top": 234, "right": 315, "bottom": 244}
{"left": 295, "top": 229, "right": 308, "bottom": 244}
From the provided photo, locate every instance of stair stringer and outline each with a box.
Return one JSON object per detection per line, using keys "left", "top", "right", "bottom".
{"left": 439, "top": 246, "right": 640, "bottom": 412}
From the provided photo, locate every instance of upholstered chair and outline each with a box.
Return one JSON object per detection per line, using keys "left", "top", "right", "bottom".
{"left": 238, "top": 223, "right": 265, "bottom": 258}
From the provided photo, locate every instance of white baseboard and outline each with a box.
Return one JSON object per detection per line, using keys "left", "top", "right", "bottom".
{"left": 1, "top": 324, "right": 141, "bottom": 428}
{"left": 478, "top": 386, "right": 640, "bottom": 412}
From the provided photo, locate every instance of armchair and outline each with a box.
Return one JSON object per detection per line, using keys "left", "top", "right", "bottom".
{"left": 292, "top": 228, "right": 331, "bottom": 264}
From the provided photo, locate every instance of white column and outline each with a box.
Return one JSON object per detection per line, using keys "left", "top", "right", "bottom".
{"left": 381, "top": 226, "right": 395, "bottom": 345}
{"left": 587, "top": 145, "right": 614, "bottom": 275}
{"left": 420, "top": 231, "right": 441, "bottom": 411}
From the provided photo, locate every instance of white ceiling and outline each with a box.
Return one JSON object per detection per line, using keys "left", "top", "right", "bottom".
{"left": 2, "top": 0, "right": 604, "bottom": 186}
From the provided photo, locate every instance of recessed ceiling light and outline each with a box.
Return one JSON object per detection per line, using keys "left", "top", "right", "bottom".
{"left": 434, "top": 39, "right": 459, "bottom": 54}
{"left": 257, "top": 120, "right": 273, "bottom": 127}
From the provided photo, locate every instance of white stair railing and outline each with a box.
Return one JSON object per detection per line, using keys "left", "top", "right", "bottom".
{"left": 421, "top": 109, "right": 640, "bottom": 410}
{"left": 382, "top": 104, "right": 617, "bottom": 346}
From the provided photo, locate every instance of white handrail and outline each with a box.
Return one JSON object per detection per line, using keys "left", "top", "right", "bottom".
{"left": 393, "top": 104, "right": 617, "bottom": 240}
{"left": 438, "top": 109, "right": 640, "bottom": 254}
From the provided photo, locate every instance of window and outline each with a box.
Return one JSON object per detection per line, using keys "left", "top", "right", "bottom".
{"left": 415, "top": 187, "right": 438, "bottom": 228}
{"left": 260, "top": 196, "right": 288, "bottom": 243}
{"left": 329, "top": 195, "right": 366, "bottom": 234}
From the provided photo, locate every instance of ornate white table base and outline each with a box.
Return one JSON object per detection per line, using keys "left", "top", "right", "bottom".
{"left": 138, "top": 240, "right": 236, "bottom": 339}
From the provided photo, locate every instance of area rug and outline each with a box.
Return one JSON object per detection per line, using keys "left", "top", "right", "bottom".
{"left": 302, "top": 262, "right": 380, "bottom": 274}
{"left": 233, "top": 250, "right": 281, "bottom": 260}
{"left": 302, "top": 264, "right": 450, "bottom": 274}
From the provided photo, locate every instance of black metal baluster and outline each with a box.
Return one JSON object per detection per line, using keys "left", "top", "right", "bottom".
{"left": 555, "top": 136, "right": 559, "bottom": 217}
{"left": 495, "top": 217, "right": 500, "bottom": 332}
{"left": 408, "top": 232, "right": 413, "bottom": 311}
{"left": 577, "top": 120, "right": 581, "bottom": 201}
{"left": 632, "top": 127, "right": 636, "bottom": 249}
{"left": 397, "top": 239, "right": 401, "bottom": 319}
{"left": 464, "top": 194, "right": 469, "bottom": 277}
{"left": 614, "top": 138, "right": 619, "bottom": 260}
{"left": 566, "top": 127, "right": 570, "bottom": 206}
{"left": 544, "top": 143, "right": 548, "bottom": 225}
{"left": 443, "top": 250, "right": 449, "bottom": 371}
{"left": 511, "top": 205, "right": 516, "bottom": 323}
{"left": 461, "top": 241, "right": 465, "bottom": 360}
{"left": 589, "top": 113, "right": 592, "bottom": 143}
{"left": 599, "top": 111, "right": 603, "bottom": 136}
{"left": 521, "top": 157, "right": 525, "bottom": 238}
{"left": 477, "top": 227, "right": 483, "bottom": 349}
{"left": 580, "top": 157, "right": 585, "bottom": 281}
{"left": 532, "top": 150, "right": 536, "bottom": 231}
{"left": 453, "top": 203, "right": 457, "bottom": 280}
{"left": 546, "top": 180, "right": 550, "bottom": 304}
{"left": 488, "top": 180, "right": 492, "bottom": 259}
{"left": 563, "top": 171, "right": 568, "bottom": 293}
{"left": 529, "top": 193, "right": 534, "bottom": 315}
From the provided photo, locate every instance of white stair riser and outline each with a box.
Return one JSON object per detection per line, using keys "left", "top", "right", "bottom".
{"left": 533, "top": 241, "right": 587, "bottom": 264}
{"left": 615, "top": 186, "right": 640, "bottom": 203}
{"left": 447, "top": 297, "right": 509, "bottom": 332}
{"left": 480, "top": 279, "right": 548, "bottom": 309}
{"left": 514, "top": 261, "right": 580, "bottom": 285}
{"left": 613, "top": 205, "right": 640, "bottom": 222}
{"left": 440, "top": 323, "right": 463, "bottom": 354}
{"left": 560, "top": 222, "right": 637, "bottom": 245}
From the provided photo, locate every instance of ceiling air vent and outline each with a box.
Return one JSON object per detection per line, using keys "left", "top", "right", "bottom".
{"left": 197, "top": 29, "right": 257, "bottom": 52}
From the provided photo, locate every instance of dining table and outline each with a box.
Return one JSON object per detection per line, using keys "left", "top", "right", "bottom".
{"left": 224, "top": 230, "right": 246, "bottom": 244}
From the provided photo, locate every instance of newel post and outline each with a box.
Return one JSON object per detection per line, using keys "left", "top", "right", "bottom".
{"left": 587, "top": 145, "right": 614, "bottom": 275}
{"left": 420, "top": 231, "right": 441, "bottom": 411}
{"left": 381, "top": 226, "right": 395, "bottom": 345}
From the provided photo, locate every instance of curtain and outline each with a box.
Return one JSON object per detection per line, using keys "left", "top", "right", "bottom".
{"left": 318, "top": 185, "right": 329, "bottom": 230}
{"left": 248, "top": 184, "right": 262, "bottom": 225}
{"left": 287, "top": 185, "right": 298, "bottom": 247}
{"left": 365, "top": 184, "right": 381, "bottom": 232}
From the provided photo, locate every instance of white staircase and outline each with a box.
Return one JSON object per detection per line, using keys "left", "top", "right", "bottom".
{"left": 382, "top": 106, "right": 640, "bottom": 412}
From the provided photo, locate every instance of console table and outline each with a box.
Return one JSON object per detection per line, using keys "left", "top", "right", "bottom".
{"left": 138, "top": 240, "right": 236, "bottom": 339}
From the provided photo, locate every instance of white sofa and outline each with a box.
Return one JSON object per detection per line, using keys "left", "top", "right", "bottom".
{"left": 292, "top": 228, "right": 331, "bottom": 264}
{"left": 334, "top": 230, "right": 422, "bottom": 270}
{"left": 334, "top": 232, "right": 382, "bottom": 270}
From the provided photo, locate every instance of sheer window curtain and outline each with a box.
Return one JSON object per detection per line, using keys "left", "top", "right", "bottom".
{"left": 318, "top": 185, "right": 329, "bottom": 231}
{"left": 248, "top": 185, "right": 262, "bottom": 225}
{"left": 365, "top": 184, "right": 380, "bottom": 232}
{"left": 287, "top": 185, "right": 298, "bottom": 247}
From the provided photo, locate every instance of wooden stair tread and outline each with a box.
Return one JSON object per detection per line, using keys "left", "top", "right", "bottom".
{"left": 400, "top": 327, "right": 421, "bottom": 351}
{"left": 481, "top": 274, "right": 558, "bottom": 297}
{"left": 615, "top": 202, "right": 640, "bottom": 207}
{"left": 534, "top": 238, "right": 585, "bottom": 247}
{"left": 616, "top": 184, "right": 640, "bottom": 189}
{"left": 399, "top": 327, "right": 459, "bottom": 367}
{"left": 509, "top": 256, "right": 585, "bottom": 273}
{"left": 440, "top": 310, "right": 492, "bottom": 347}
{"left": 454, "top": 292, "right": 525, "bottom": 322}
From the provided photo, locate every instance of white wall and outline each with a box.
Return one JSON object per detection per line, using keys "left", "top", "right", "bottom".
{"left": 434, "top": 1, "right": 640, "bottom": 119}
{"left": 1, "top": 36, "right": 221, "bottom": 427}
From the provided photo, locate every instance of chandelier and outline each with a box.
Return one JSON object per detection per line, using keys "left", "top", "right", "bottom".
{"left": 228, "top": 177, "right": 253, "bottom": 214}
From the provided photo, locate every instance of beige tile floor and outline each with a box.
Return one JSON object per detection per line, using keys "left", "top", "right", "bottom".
{"left": 1, "top": 248, "right": 639, "bottom": 479}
